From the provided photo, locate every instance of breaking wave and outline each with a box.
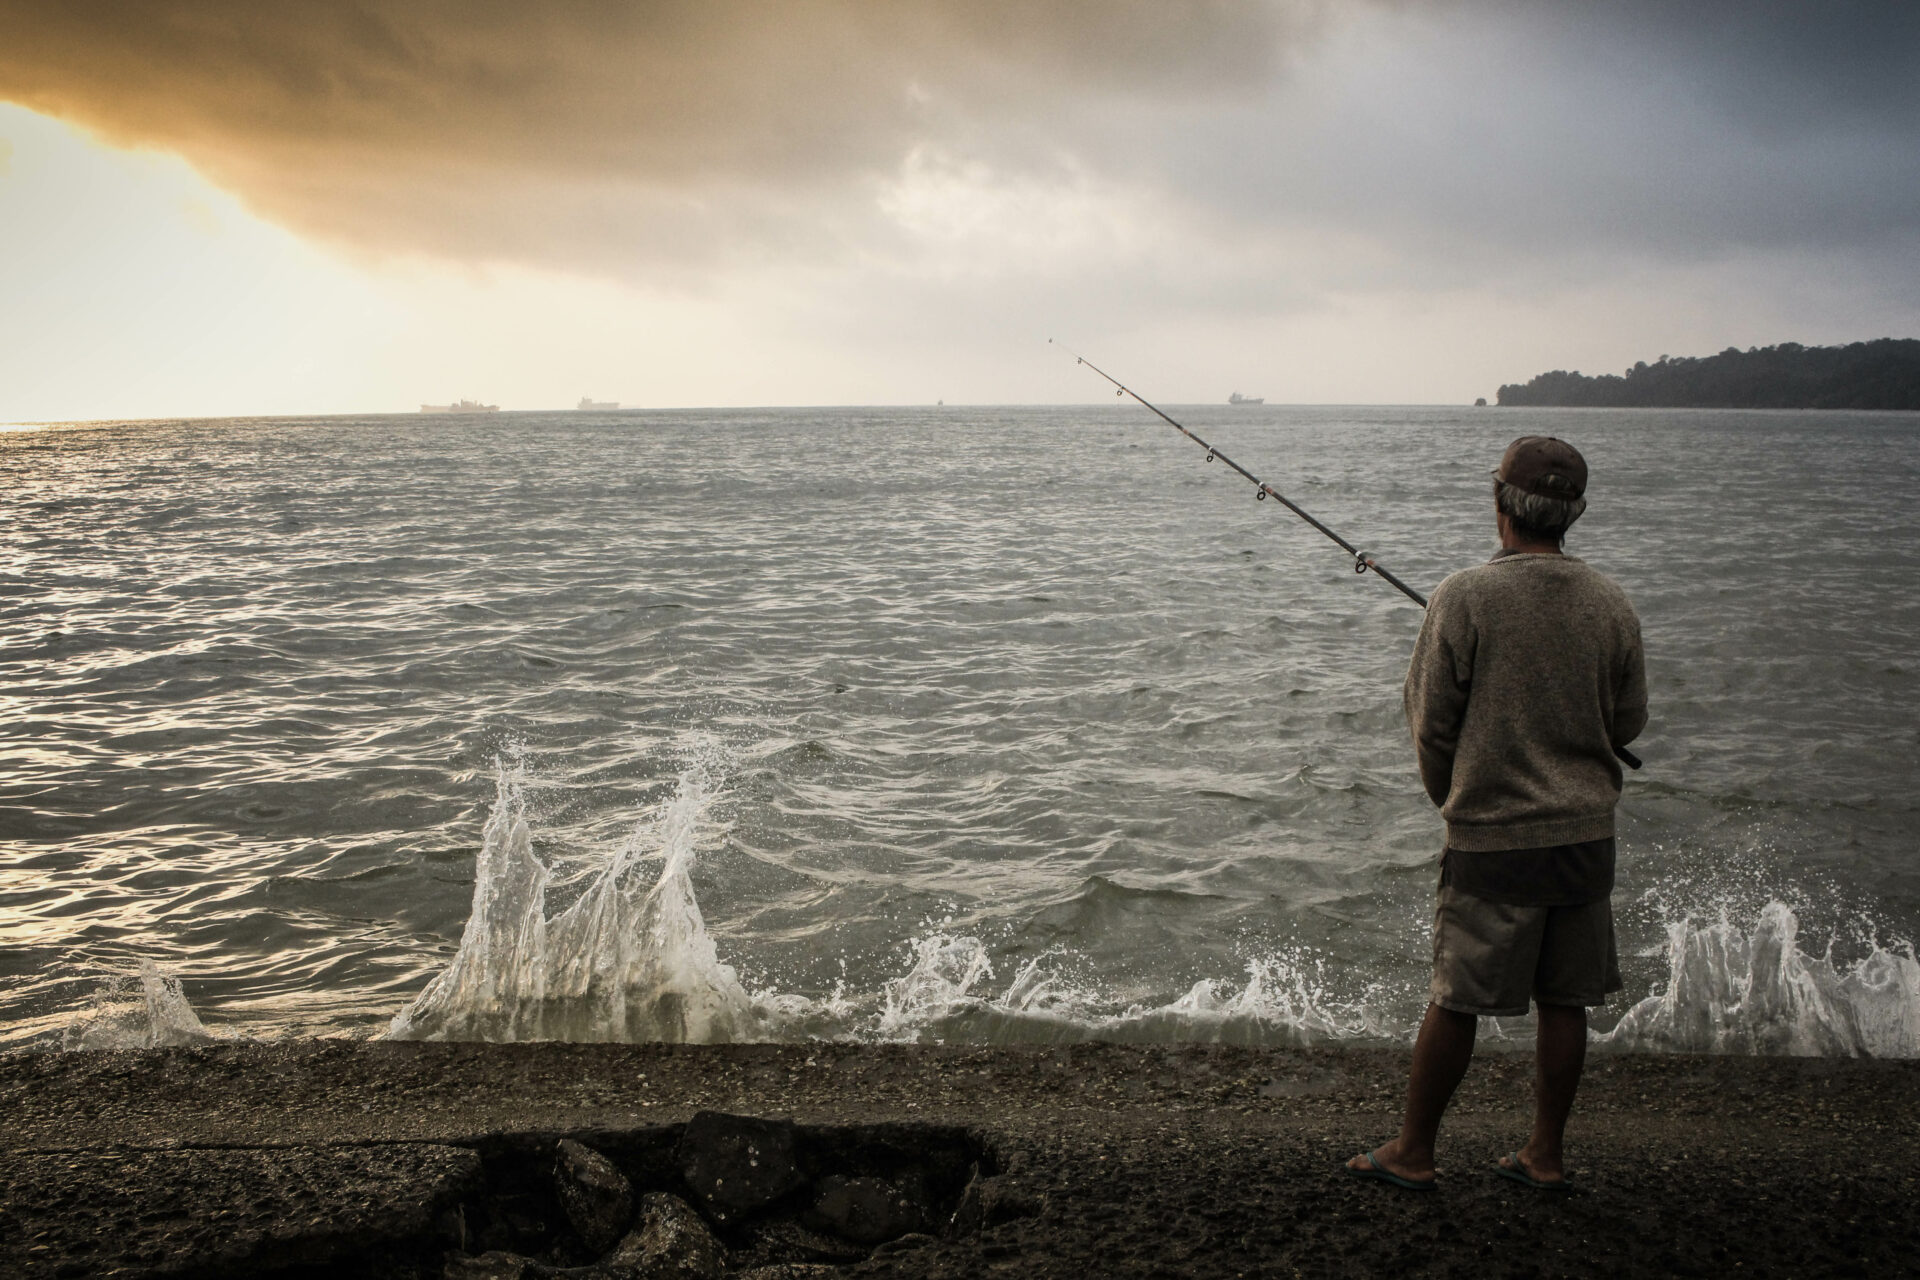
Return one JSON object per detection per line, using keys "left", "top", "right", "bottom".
{"left": 1596, "top": 900, "right": 1920, "bottom": 1057}
{"left": 374, "top": 753, "right": 1918, "bottom": 1055}
{"left": 387, "top": 751, "right": 758, "bottom": 1043}
{"left": 378, "top": 752, "right": 1410, "bottom": 1049}
{"left": 57, "top": 759, "right": 1920, "bottom": 1059}
{"left": 867, "top": 933, "right": 1402, "bottom": 1047}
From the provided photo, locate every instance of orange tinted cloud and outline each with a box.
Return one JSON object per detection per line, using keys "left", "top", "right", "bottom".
{"left": 0, "top": 1, "right": 1298, "bottom": 273}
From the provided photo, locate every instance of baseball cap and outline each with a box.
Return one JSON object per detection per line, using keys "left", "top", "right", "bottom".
{"left": 1494, "top": 436, "right": 1587, "bottom": 500}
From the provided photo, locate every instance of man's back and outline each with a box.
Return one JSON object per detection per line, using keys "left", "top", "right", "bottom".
{"left": 1351, "top": 435, "right": 1638, "bottom": 1196}
{"left": 1404, "top": 550, "right": 1646, "bottom": 853}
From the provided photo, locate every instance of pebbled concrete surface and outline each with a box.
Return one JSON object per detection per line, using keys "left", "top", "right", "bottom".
{"left": 4, "top": 1142, "right": 479, "bottom": 1278}
{"left": 4, "top": 1040, "right": 1919, "bottom": 1277}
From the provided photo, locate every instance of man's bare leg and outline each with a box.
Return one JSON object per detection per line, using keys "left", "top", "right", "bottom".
{"left": 1507, "top": 1002, "right": 1585, "bottom": 1182}
{"left": 1346, "top": 1002, "right": 1477, "bottom": 1181}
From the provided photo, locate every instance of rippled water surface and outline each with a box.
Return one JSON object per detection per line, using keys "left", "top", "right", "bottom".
{"left": 4, "top": 406, "right": 1918, "bottom": 1053}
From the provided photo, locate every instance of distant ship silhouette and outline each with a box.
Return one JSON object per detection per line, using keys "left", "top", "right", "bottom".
{"left": 577, "top": 398, "right": 620, "bottom": 410}
{"left": 420, "top": 399, "right": 499, "bottom": 413}
{"left": 1227, "top": 391, "right": 1264, "bottom": 406}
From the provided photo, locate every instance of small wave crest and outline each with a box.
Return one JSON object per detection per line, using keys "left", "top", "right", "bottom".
{"left": 863, "top": 933, "right": 1398, "bottom": 1048}
{"left": 61, "top": 964, "right": 214, "bottom": 1051}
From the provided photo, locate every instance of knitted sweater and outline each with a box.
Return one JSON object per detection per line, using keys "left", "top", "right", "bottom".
{"left": 1403, "top": 550, "right": 1647, "bottom": 852}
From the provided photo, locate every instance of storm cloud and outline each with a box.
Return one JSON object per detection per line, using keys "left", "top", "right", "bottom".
{"left": 0, "top": 1, "right": 1307, "bottom": 272}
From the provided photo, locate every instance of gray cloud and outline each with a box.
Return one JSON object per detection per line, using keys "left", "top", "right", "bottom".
{"left": 1118, "top": 0, "right": 1920, "bottom": 285}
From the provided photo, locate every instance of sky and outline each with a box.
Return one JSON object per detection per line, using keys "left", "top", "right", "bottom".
{"left": 2, "top": 0, "right": 1917, "bottom": 419}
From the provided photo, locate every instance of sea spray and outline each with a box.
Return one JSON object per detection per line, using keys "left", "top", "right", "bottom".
{"left": 61, "top": 964, "right": 213, "bottom": 1051}
{"left": 875, "top": 935, "right": 996, "bottom": 1040}
{"left": 1104, "top": 951, "right": 1391, "bottom": 1047}
{"left": 866, "top": 934, "right": 1392, "bottom": 1047}
{"left": 1597, "top": 901, "right": 1920, "bottom": 1057}
{"left": 380, "top": 756, "right": 1920, "bottom": 1055}
{"left": 388, "top": 751, "right": 758, "bottom": 1043}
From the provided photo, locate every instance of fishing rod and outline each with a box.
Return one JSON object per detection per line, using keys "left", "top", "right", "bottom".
{"left": 1052, "top": 339, "right": 1427, "bottom": 605}
{"left": 1055, "top": 340, "right": 1643, "bottom": 770}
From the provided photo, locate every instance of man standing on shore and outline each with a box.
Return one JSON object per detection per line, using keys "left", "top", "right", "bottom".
{"left": 1346, "top": 436, "right": 1647, "bottom": 1191}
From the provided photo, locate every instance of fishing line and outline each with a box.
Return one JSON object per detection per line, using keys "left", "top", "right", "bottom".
{"left": 1054, "top": 340, "right": 1643, "bottom": 770}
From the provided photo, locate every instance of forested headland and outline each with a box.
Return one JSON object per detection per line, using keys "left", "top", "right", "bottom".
{"left": 1496, "top": 339, "right": 1920, "bottom": 410}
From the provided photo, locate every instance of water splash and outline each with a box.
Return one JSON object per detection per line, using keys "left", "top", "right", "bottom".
{"left": 387, "top": 751, "right": 758, "bottom": 1043}
{"left": 1100, "top": 950, "right": 1398, "bottom": 1047}
{"left": 866, "top": 934, "right": 1390, "bottom": 1047}
{"left": 61, "top": 964, "right": 213, "bottom": 1050}
{"left": 1597, "top": 901, "right": 1920, "bottom": 1057}
{"left": 875, "top": 935, "right": 998, "bottom": 1040}
{"left": 289, "top": 755, "right": 1920, "bottom": 1058}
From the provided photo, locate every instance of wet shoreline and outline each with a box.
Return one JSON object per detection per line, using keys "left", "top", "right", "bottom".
{"left": 6, "top": 1039, "right": 1918, "bottom": 1276}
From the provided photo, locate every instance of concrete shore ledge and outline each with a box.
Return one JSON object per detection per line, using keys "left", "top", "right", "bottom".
{"left": 5, "top": 1040, "right": 1917, "bottom": 1277}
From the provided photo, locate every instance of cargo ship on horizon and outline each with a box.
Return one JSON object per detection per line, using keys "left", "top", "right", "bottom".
{"left": 420, "top": 399, "right": 499, "bottom": 413}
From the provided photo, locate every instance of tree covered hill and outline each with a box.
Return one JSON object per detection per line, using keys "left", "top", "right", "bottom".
{"left": 1496, "top": 339, "right": 1920, "bottom": 410}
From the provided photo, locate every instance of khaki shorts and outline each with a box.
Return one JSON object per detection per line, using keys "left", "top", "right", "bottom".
{"left": 1430, "top": 884, "right": 1623, "bottom": 1018}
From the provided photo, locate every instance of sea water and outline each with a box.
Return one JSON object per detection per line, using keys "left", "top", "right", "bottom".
{"left": 3, "top": 406, "right": 1916, "bottom": 1055}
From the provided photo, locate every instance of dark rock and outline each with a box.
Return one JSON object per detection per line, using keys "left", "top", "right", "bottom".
{"left": 473, "top": 1190, "right": 558, "bottom": 1257}
{"left": 445, "top": 1250, "right": 535, "bottom": 1279}
{"left": 565, "top": 1126, "right": 682, "bottom": 1193}
{"left": 790, "top": 1120, "right": 979, "bottom": 1200}
{"left": 437, "top": 1202, "right": 475, "bottom": 1255}
{"left": 675, "top": 1112, "right": 804, "bottom": 1225}
{"left": 872, "top": 1231, "right": 937, "bottom": 1256}
{"left": 460, "top": 1200, "right": 721, "bottom": 1280}
{"left": 553, "top": 1139, "right": 633, "bottom": 1255}
{"left": 731, "top": 1268, "right": 841, "bottom": 1279}
{"left": 728, "top": 1217, "right": 868, "bottom": 1268}
{"left": 947, "top": 1169, "right": 1041, "bottom": 1236}
{"left": 599, "top": 1192, "right": 725, "bottom": 1280}
{"left": 806, "top": 1174, "right": 930, "bottom": 1244}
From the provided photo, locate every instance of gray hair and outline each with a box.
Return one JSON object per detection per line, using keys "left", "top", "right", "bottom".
{"left": 1495, "top": 479, "right": 1587, "bottom": 542}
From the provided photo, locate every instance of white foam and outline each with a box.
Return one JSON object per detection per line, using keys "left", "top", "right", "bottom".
{"left": 1095, "top": 951, "right": 1400, "bottom": 1047}
{"left": 1597, "top": 900, "right": 1920, "bottom": 1057}
{"left": 863, "top": 934, "right": 1391, "bottom": 1047}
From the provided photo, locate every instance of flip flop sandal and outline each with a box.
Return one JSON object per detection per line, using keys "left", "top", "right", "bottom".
{"left": 1344, "top": 1149, "right": 1436, "bottom": 1192}
{"left": 1494, "top": 1150, "right": 1572, "bottom": 1191}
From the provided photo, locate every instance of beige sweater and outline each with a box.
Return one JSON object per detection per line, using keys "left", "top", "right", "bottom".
{"left": 1404, "top": 550, "right": 1647, "bottom": 852}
